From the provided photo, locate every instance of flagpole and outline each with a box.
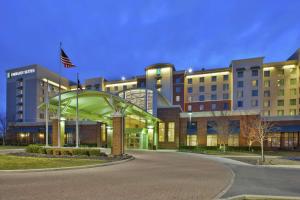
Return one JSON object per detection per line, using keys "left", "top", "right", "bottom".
{"left": 58, "top": 42, "right": 62, "bottom": 148}
{"left": 76, "top": 72, "right": 79, "bottom": 148}
{"left": 45, "top": 79, "right": 49, "bottom": 147}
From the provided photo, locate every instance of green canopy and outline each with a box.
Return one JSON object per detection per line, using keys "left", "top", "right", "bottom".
{"left": 39, "top": 90, "right": 160, "bottom": 125}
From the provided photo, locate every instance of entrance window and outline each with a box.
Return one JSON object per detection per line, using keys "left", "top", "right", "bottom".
{"left": 168, "top": 122, "right": 175, "bottom": 142}
{"left": 207, "top": 135, "right": 217, "bottom": 146}
{"left": 228, "top": 135, "right": 239, "bottom": 146}
{"left": 101, "top": 124, "right": 106, "bottom": 142}
{"left": 158, "top": 123, "right": 165, "bottom": 142}
{"left": 187, "top": 135, "right": 197, "bottom": 146}
{"left": 267, "top": 133, "right": 280, "bottom": 148}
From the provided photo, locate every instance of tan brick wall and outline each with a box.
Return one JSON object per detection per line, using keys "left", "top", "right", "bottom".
{"left": 112, "top": 115, "right": 124, "bottom": 156}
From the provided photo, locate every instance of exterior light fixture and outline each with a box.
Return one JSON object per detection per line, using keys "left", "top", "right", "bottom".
{"left": 188, "top": 68, "right": 193, "bottom": 73}
{"left": 121, "top": 76, "right": 126, "bottom": 81}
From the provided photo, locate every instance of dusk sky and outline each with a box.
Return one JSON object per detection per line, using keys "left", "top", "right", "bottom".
{"left": 1, "top": 0, "right": 300, "bottom": 112}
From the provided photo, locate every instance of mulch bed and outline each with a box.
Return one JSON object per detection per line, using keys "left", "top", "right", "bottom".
{"left": 9, "top": 152, "right": 133, "bottom": 162}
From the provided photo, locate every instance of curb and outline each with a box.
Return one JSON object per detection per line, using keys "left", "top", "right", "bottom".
{"left": 0, "top": 157, "right": 135, "bottom": 173}
{"left": 214, "top": 165, "right": 235, "bottom": 200}
{"left": 221, "top": 194, "right": 300, "bottom": 200}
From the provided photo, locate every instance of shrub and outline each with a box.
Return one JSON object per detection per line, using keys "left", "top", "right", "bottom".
{"left": 88, "top": 149, "right": 101, "bottom": 157}
{"left": 53, "top": 149, "right": 61, "bottom": 156}
{"left": 46, "top": 148, "right": 53, "bottom": 155}
{"left": 61, "top": 149, "right": 73, "bottom": 156}
{"left": 73, "top": 148, "right": 89, "bottom": 156}
{"left": 38, "top": 147, "right": 47, "bottom": 154}
{"left": 26, "top": 145, "right": 42, "bottom": 153}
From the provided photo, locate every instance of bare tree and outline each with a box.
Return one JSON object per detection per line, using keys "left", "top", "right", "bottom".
{"left": 240, "top": 115, "right": 258, "bottom": 152}
{"left": 251, "top": 116, "right": 273, "bottom": 163}
{"left": 0, "top": 112, "right": 7, "bottom": 146}
{"left": 210, "top": 110, "right": 232, "bottom": 152}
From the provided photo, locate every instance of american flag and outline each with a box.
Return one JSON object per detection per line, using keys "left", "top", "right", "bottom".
{"left": 60, "top": 48, "right": 75, "bottom": 68}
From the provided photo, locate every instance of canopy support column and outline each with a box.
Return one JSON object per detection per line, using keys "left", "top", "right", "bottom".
{"left": 111, "top": 112, "right": 124, "bottom": 156}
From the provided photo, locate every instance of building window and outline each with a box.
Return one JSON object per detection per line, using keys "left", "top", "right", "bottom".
{"left": 199, "top": 95, "right": 205, "bottom": 101}
{"left": 264, "top": 70, "right": 270, "bottom": 77}
{"left": 176, "top": 96, "right": 180, "bottom": 102}
{"left": 123, "top": 85, "right": 127, "bottom": 90}
{"left": 211, "top": 85, "right": 217, "bottom": 92}
{"left": 140, "top": 82, "right": 145, "bottom": 88}
{"left": 237, "top": 81, "right": 243, "bottom": 88}
{"left": 252, "top": 69, "right": 258, "bottom": 76}
{"left": 199, "top": 104, "right": 204, "bottom": 111}
{"left": 290, "top": 109, "right": 297, "bottom": 116}
{"left": 211, "top": 94, "right": 217, "bottom": 100}
{"left": 223, "top": 93, "right": 229, "bottom": 100}
{"left": 187, "top": 135, "right": 197, "bottom": 146}
{"left": 223, "top": 74, "right": 229, "bottom": 81}
{"left": 264, "top": 110, "right": 271, "bottom": 116}
{"left": 175, "top": 87, "right": 181, "bottom": 93}
{"left": 251, "top": 99, "right": 258, "bottom": 107}
{"left": 237, "top": 91, "right": 243, "bottom": 98}
{"left": 290, "top": 88, "right": 297, "bottom": 96}
{"left": 237, "top": 71, "right": 244, "bottom": 78}
{"left": 39, "top": 113, "right": 44, "bottom": 119}
{"left": 223, "top": 103, "right": 229, "bottom": 110}
{"left": 199, "top": 77, "right": 205, "bottom": 83}
{"left": 188, "top": 78, "right": 192, "bottom": 84}
{"left": 237, "top": 101, "right": 243, "bottom": 107}
{"left": 207, "top": 135, "right": 218, "bottom": 146}
{"left": 278, "top": 89, "right": 284, "bottom": 96}
{"left": 114, "top": 86, "right": 118, "bottom": 91}
{"left": 252, "top": 80, "right": 258, "bottom": 87}
{"left": 106, "top": 87, "right": 110, "bottom": 92}
{"left": 228, "top": 135, "right": 239, "bottom": 146}
{"left": 264, "top": 100, "right": 270, "bottom": 108}
{"left": 188, "top": 96, "right": 192, "bottom": 102}
{"left": 199, "top": 86, "right": 205, "bottom": 92}
{"left": 188, "top": 87, "right": 193, "bottom": 93}
{"left": 252, "top": 90, "right": 258, "bottom": 97}
{"left": 290, "top": 99, "right": 296, "bottom": 105}
{"left": 211, "top": 76, "right": 217, "bottom": 82}
{"left": 211, "top": 103, "right": 217, "bottom": 110}
{"left": 158, "top": 123, "right": 165, "bottom": 142}
{"left": 290, "top": 78, "right": 297, "bottom": 85}
{"left": 277, "top": 110, "right": 284, "bottom": 116}
{"left": 277, "top": 69, "right": 284, "bottom": 75}
{"left": 264, "top": 90, "right": 270, "bottom": 97}
{"left": 223, "top": 84, "right": 229, "bottom": 91}
{"left": 168, "top": 122, "right": 175, "bottom": 142}
{"left": 277, "top": 99, "right": 284, "bottom": 106}
{"left": 264, "top": 80, "right": 270, "bottom": 87}
{"left": 188, "top": 105, "right": 192, "bottom": 111}
{"left": 175, "top": 77, "right": 182, "bottom": 83}
{"left": 277, "top": 79, "right": 284, "bottom": 87}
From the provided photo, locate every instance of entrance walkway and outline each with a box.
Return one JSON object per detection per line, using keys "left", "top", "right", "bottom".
{"left": 0, "top": 151, "right": 232, "bottom": 200}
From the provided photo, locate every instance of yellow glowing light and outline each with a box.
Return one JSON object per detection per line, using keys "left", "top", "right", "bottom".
{"left": 263, "top": 67, "right": 274, "bottom": 71}
{"left": 70, "top": 87, "right": 86, "bottom": 91}
{"left": 39, "top": 133, "right": 44, "bottom": 138}
{"left": 186, "top": 71, "right": 229, "bottom": 78}
{"left": 42, "top": 78, "right": 68, "bottom": 90}
{"left": 282, "top": 65, "right": 296, "bottom": 69}
{"left": 105, "top": 81, "right": 137, "bottom": 88}
{"left": 20, "top": 133, "right": 25, "bottom": 138}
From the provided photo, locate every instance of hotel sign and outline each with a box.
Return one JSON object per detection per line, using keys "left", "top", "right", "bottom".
{"left": 7, "top": 69, "right": 35, "bottom": 78}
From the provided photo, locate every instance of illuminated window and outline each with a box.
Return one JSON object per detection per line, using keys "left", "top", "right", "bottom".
{"left": 168, "top": 122, "right": 175, "bottom": 142}
{"left": 101, "top": 124, "right": 106, "bottom": 142}
{"left": 176, "top": 96, "right": 180, "bottom": 102}
{"left": 199, "top": 104, "right": 204, "bottom": 111}
{"left": 264, "top": 110, "right": 270, "bottom": 116}
{"left": 187, "top": 135, "right": 197, "bottom": 146}
{"left": 188, "top": 105, "right": 192, "bottom": 111}
{"left": 158, "top": 123, "right": 165, "bottom": 142}
{"left": 290, "top": 109, "right": 296, "bottom": 116}
{"left": 277, "top": 110, "right": 284, "bottom": 116}
{"left": 207, "top": 135, "right": 217, "bottom": 146}
{"left": 211, "top": 103, "right": 217, "bottom": 110}
{"left": 228, "top": 135, "right": 239, "bottom": 146}
{"left": 264, "top": 80, "right": 270, "bottom": 87}
{"left": 264, "top": 100, "right": 270, "bottom": 108}
{"left": 252, "top": 80, "right": 258, "bottom": 87}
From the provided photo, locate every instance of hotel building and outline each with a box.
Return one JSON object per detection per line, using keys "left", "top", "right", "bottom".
{"left": 5, "top": 48, "right": 300, "bottom": 151}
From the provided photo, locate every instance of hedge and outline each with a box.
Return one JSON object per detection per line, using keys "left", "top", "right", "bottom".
{"left": 26, "top": 145, "right": 43, "bottom": 153}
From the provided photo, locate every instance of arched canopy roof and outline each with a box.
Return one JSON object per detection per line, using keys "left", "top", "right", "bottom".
{"left": 39, "top": 90, "right": 160, "bottom": 125}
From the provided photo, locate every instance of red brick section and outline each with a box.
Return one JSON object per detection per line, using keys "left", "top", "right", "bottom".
{"left": 157, "top": 107, "right": 182, "bottom": 149}
{"left": 184, "top": 100, "right": 231, "bottom": 112}
{"left": 173, "top": 73, "right": 185, "bottom": 110}
{"left": 112, "top": 114, "right": 124, "bottom": 156}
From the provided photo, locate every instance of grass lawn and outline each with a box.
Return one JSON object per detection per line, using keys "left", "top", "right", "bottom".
{"left": 0, "top": 145, "right": 26, "bottom": 150}
{"left": 0, "top": 155, "right": 106, "bottom": 170}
